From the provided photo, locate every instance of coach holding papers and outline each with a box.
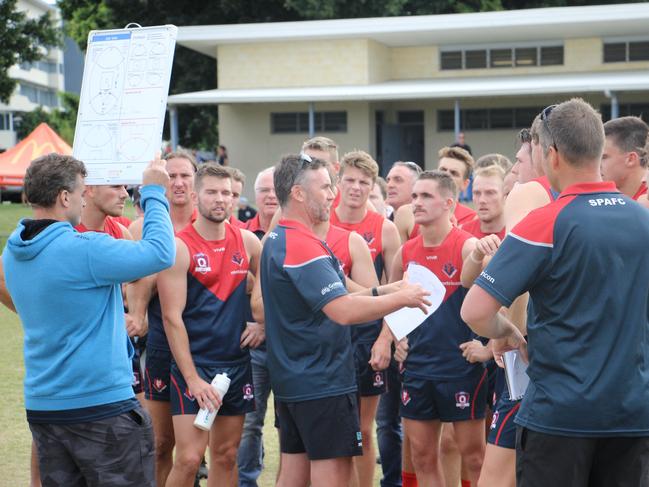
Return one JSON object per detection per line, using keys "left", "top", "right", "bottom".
{"left": 3, "top": 153, "right": 174, "bottom": 486}
{"left": 461, "top": 99, "right": 649, "bottom": 486}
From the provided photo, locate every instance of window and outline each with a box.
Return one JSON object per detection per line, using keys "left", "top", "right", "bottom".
{"left": 398, "top": 111, "right": 424, "bottom": 124}
{"left": 540, "top": 46, "right": 563, "bottom": 66}
{"left": 465, "top": 50, "right": 487, "bottom": 69}
{"left": 604, "top": 43, "right": 627, "bottom": 63}
{"left": 515, "top": 48, "right": 537, "bottom": 67}
{"left": 441, "top": 51, "right": 462, "bottom": 70}
{"left": 600, "top": 103, "right": 649, "bottom": 122}
{"left": 604, "top": 40, "right": 649, "bottom": 63}
{"left": 271, "top": 111, "right": 347, "bottom": 134}
{"left": 19, "top": 83, "right": 59, "bottom": 107}
{"left": 437, "top": 106, "right": 545, "bottom": 131}
{"left": 490, "top": 49, "right": 512, "bottom": 68}
{"left": 0, "top": 113, "right": 12, "bottom": 131}
{"left": 440, "top": 45, "right": 563, "bottom": 70}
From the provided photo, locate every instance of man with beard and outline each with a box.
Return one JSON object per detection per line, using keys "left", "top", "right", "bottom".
{"left": 257, "top": 153, "right": 431, "bottom": 487}
{"left": 159, "top": 164, "right": 262, "bottom": 487}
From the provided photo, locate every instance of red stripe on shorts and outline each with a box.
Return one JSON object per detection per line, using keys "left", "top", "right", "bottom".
{"left": 470, "top": 369, "right": 488, "bottom": 420}
{"left": 495, "top": 402, "right": 521, "bottom": 445}
{"left": 170, "top": 375, "right": 185, "bottom": 414}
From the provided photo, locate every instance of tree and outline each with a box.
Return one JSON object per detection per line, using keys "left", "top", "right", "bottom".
{"left": 0, "top": 0, "right": 61, "bottom": 104}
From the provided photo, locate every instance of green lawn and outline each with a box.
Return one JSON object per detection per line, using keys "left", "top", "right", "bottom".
{"left": 0, "top": 202, "right": 382, "bottom": 486}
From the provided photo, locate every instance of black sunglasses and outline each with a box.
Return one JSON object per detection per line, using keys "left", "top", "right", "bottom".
{"left": 540, "top": 104, "right": 558, "bottom": 150}
{"left": 299, "top": 152, "right": 313, "bottom": 169}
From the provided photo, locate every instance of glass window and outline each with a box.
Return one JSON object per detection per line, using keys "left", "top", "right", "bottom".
{"left": 0, "top": 113, "right": 9, "bottom": 131}
{"left": 604, "top": 43, "right": 627, "bottom": 63}
{"left": 629, "top": 41, "right": 649, "bottom": 61}
{"left": 441, "top": 51, "right": 462, "bottom": 70}
{"left": 514, "top": 107, "right": 541, "bottom": 128}
{"left": 540, "top": 46, "right": 563, "bottom": 66}
{"left": 437, "top": 110, "right": 456, "bottom": 131}
{"left": 465, "top": 50, "right": 487, "bottom": 69}
{"left": 464, "top": 109, "right": 489, "bottom": 130}
{"left": 20, "top": 84, "right": 38, "bottom": 103}
{"left": 490, "top": 108, "right": 514, "bottom": 129}
{"left": 271, "top": 113, "right": 299, "bottom": 133}
{"left": 398, "top": 111, "right": 424, "bottom": 124}
{"left": 323, "top": 112, "right": 347, "bottom": 132}
{"left": 490, "top": 49, "right": 512, "bottom": 68}
{"left": 515, "top": 48, "right": 537, "bottom": 66}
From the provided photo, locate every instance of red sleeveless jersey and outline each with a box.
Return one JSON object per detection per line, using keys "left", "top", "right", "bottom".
{"left": 330, "top": 209, "right": 385, "bottom": 279}
{"left": 75, "top": 216, "right": 124, "bottom": 239}
{"left": 460, "top": 218, "right": 506, "bottom": 240}
{"left": 325, "top": 224, "right": 352, "bottom": 277}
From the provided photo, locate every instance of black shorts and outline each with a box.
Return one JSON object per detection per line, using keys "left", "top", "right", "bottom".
{"left": 143, "top": 348, "right": 172, "bottom": 402}
{"left": 354, "top": 341, "right": 387, "bottom": 396}
{"left": 487, "top": 398, "right": 520, "bottom": 449}
{"left": 516, "top": 427, "right": 649, "bottom": 487}
{"left": 400, "top": 369, "right": 487, "bottom": 422}
{"left": 170, "top": 361, "right": 255, "bottom": 416}
{"left": 485, "top": 361, "right": 499, "bottom": 408}
{"left": 276, "top": 393, "right": 363, "bottom": 460}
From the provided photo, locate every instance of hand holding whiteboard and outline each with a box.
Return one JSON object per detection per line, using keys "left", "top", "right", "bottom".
{"left": 385, "top": 263, "right": 446, "bottom": 341}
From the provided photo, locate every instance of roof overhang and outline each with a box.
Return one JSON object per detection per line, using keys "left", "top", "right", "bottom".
{"left": 178, "top": 4, "right": 649, "bottom": 57}
{"left": 167, "top": 70, "right": 649, "bottom": 105}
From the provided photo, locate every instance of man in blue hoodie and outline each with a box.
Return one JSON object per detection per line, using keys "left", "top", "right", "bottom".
{"left": 3, "top": 153, "right": 175, "bottom": 486}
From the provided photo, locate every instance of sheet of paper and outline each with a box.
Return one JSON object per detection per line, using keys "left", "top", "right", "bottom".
{"left": 503, "top": 350, "right": 530, "bottom": 400}
{"left": 73, "top": 25, "right": 177, "bottom": 184}
{"left": 384, "top": 262, "right": 446, "bottom": 341}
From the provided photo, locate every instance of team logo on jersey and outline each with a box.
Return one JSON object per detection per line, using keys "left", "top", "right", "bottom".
{"left": 153, "top": 378, "right": 167, "bottom": 393}
{"left": 242, "top": 383, "right": 254, "bottom": 401}
{"left": 490, "top": 410, "right": 499, "bottom": 430}
{"left": 443, "top": 262, "right": 457, "bottom": 279}
{"left": 455, "top": 391, "right": 470, "bottom": 409}
{"left": 232, "top": 251, "right": 244, "bottom": 266}
{"left": 184, "top": 387, "right": 195, "bottom": 401}
{"left": 401, "top": 388, "right": 411, "bottom": 406}
{"left": 268, "top": 231, "right": 278, "bottom": 239}
{"left": 373, "top": 371, "right": 385, "bottom": 388}
{"left": 193, "top": 253, "right": 212, "bottom": 274}
{"left": 362, "top": 231, "right": 375, "bottom": 245}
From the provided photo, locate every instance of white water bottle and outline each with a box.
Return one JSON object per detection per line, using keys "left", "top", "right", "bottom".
{"left": 193, "top": 373, "right": 231, "bottom": 431}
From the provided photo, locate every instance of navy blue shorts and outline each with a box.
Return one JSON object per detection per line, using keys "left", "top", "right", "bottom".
{"left": 143, "top": 347, "right": 172, "bottom": 402}
{"left": 170, "top": 361, "right": 255, "bottom": 416}
{"left": 354, "top": 341, "right": 387, "bottom": 396}
{"left": 487, "top": 397, "right": 521, "bottom": 449}
{"left": 400, "top": 369, "right": 488, "bottom": 422}
{"left": 485, "top": 361, "right": 499, "bottom": 408}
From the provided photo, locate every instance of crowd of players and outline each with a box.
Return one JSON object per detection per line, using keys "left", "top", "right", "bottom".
{"left": 3, "top": 97, "right": 649, "bottom": 487}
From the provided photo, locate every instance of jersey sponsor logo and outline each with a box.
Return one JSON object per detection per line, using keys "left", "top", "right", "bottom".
{"left": 426, "top": 255, "right": 438, "bottom": 260}
{"left": 153, "top": 378, "right": 167, "bottom": 393}
{"left": 490, "top": 410, "right": 500, "bottom": 430}
{"left": 231, "top": 251, "right": 244, "bottom": 266}
{"left": 455, "top": 391, "right": 470, "bottom": 409}
{"left": 243, "top": 383, "right": 254, "bottom": 401}
{"left": 588, "top": 197, "right": 626, "bottom": 206}
{"left": 321, "top": 281, "right": 344, "bottom": 296}
{"left": 373, "top": 371, "right": 385, "bottom": 388}
{"left": 213, "top": 247, "right": 225, "bottom": 252}
{"left": 362, "top": 231, "right": 375, "bottom": 246}
{"left": 401, "top": 388, "right": 411, "bottom": 406}
{"left": 442, "top": 262, "right": 457, "bottom": 279}
{"left": 193, "top": 253, "right": 212, "bottom": 274}
{"left": 184, "top": 387, "right": 195, "bottom": 401}
{"left": 267, "top": 231, "right": 278, "bottom": 239}
{"left": 480, "top": 270, "right": 495, "bottom": 284}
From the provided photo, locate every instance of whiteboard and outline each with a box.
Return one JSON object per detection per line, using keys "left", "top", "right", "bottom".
{"left": 72, "top": 25, "right": 177, "bottom": 184}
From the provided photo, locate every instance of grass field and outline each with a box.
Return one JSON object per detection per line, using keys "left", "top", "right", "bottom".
{"left": 0, "top": 202, "right": 383, "bottom": 486}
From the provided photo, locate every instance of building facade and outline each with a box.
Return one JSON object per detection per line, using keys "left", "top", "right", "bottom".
{"left": 168, "top": 4, "right": 649, "bottom": 192}
{"left": 0, "top": 0, "right": 65, "bottom": 150}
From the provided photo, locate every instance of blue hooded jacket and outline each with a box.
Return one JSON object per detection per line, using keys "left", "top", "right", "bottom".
{"left": 3, "top": 185, "right": 175, "bottom": 411}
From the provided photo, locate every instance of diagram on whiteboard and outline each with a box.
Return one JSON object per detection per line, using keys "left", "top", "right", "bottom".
{"left": 72, "top": 25, "right": 177, "bottom": 184}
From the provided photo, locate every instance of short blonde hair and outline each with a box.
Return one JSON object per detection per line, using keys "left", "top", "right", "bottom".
{"left": 302, "top": 136, "right": 339, "bottom": 164}
{"left": 475, "top": 153, "right": 512, "bottom": 173}
{"left": 438, "top": 146, "right": 474, "bottom": 180}
{"left": 339, "top": 150, "right": 379, "bottom": 182}
{"left": 473, "top": 165, "right": 506, "bottom": 182}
